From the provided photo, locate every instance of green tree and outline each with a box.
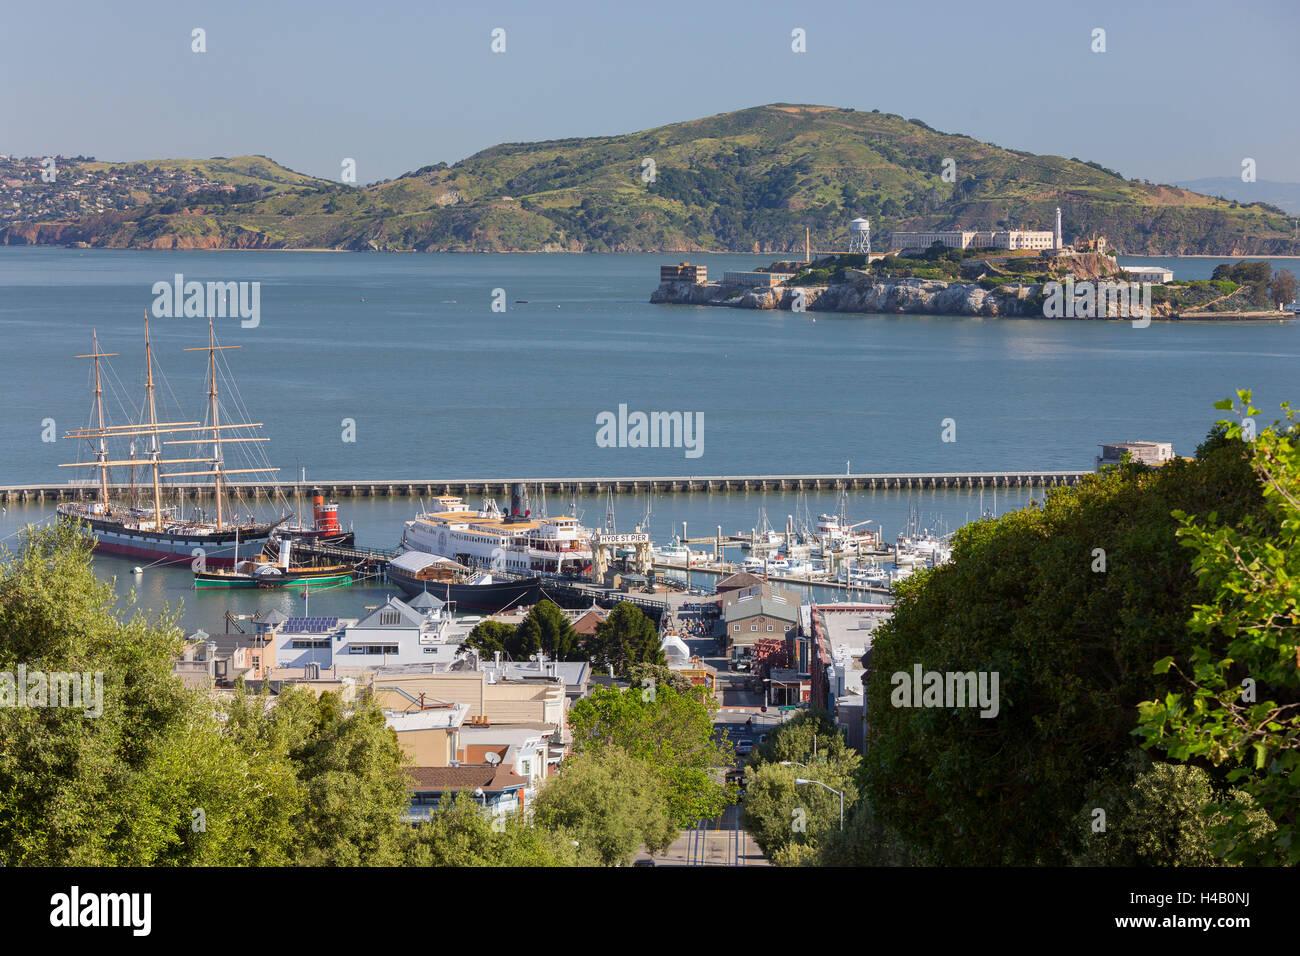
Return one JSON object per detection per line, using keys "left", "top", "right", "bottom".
{"left": 802, "top": 796, "right": 923, "bottom": 867}
{"left": 864, "top": 434, "right": 1264, "bottom": 865}
{"left": 1070, "top": 751, "right": 1272, "bottom": 866}
{"left": 0, "top": 523, "right": 300, "bottom": 865}
{"left": 278, "top": 690, "right": 413, "bottom": 866}
{"left": 532, "top": 749, "right": 677, "bottom": 865}
{"left": 754, "top": 709, "right": 848, "bottom": 765}
{"left": 516, "top": 600, "right": 582, "bottom": 661}
{"left": 1136, "top": 393, "right": 1300, "bottom": 864}
{"left": 740, "top": 756, "right": 858, "bottom": 859}
{"left": 407, "top": 793, "right": 583, "bottom": 866}
{"left": 1268, "top": 268, "right": 1296, "bottom": 308}
{"left": 590, "top": 602, "right": 665, "bottom": 675}
{"left": 567, "top": 684, "right": 733, "bottom": 826}
{"left": 464, "top": 619, "right": 519, "bottom": 659}
{"left": 626, "top": 662, "right": 693, "bottom": 697}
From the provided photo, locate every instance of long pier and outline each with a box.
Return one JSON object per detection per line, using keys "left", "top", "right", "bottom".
{"left": 1, "top": 471, "right": 1089, "bottom": 504}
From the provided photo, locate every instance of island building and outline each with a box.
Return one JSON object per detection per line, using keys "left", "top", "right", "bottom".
{"left": 1096, "top": 441, "right": 1176, "bottom": 469}
{"left": 722, "top": 270, "right": 796, "bottom": 288}
{"left": 660, "top": 262, "right": 708, "bottom": 283}
{"left": 888, "top": 229, "right": 1056, "bottom": 253}
{"left": 1122, "top": 265, "right": 1174, "bottom": 283}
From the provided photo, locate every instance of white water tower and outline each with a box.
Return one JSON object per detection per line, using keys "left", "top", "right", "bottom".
{"left": 848, "top": 217, "right": 871, "bottom": 255}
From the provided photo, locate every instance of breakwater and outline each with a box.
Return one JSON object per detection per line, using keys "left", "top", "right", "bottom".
{"left": 2, "top": 471, "right": 1089, "bottom": 503}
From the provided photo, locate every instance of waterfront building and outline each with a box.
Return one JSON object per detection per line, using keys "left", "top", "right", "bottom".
{"left": 722, "top": 270, "right": 795, "bottom": 287}
{"left": 723, "top": 593, "right": 801, "bottom": 663}
{"left": 259, "top": 594, "right": 469, "bottom": 671}
{"left": 1122, "top": 265, "right": 1174, "bottom": 283}
{"left": 807, "top": 603, "right": 893, "bottom": 717}
{"left": 660, "top": 261, "right": 708, "bottom": 283}
{"left": 889, "top": 229, "right": 1056, "bottom": 253}
{"left": 1096, "top": 441, "right": 1176, "bottom": 469}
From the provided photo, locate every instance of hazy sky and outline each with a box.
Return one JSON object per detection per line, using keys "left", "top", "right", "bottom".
{"left": 3, "top": 0, "right": 1297, "bottom": 185}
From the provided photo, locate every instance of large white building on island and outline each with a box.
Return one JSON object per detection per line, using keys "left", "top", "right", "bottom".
{"left": 889, "top": 229, "right": 1056, "bottom": 253}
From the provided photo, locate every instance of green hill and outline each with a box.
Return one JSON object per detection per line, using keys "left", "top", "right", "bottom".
{"left": 5, "top": 106, "right": 1296, "bottom": 254}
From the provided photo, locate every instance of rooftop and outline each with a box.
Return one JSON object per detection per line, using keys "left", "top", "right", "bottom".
{"left": 404, "top": 765, "right": 527, "bottom": 794}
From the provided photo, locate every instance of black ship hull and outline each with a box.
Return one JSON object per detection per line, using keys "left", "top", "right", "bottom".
{"left": 387, "top": 562, "right": 541, "bottom": 613}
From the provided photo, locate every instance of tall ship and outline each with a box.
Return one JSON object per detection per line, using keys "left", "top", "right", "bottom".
{"left": 57, "top": 318, "right": 286, "bottom": 568}
{"left": 399, "top": 484, "right": 595, "bottom": 578}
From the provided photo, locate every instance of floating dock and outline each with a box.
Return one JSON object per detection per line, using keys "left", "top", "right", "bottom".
{"left": 2, "top": 470, "right": 1089, "bottom": 503}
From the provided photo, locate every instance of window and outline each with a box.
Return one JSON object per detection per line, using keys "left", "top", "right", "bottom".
{"left": 784, "top": 625, "right": 791, "bottom": 632}
{"left": 751, "top": 625, "right": 758, "bottom": 632}
{"left": 767, "top": 625, "right": 774, "bottom": 632}
{"left": 733, "top": 624, "right": 740, "bottom": 632}
{"left": 380, "top": 611, "right": 400, "bottom": 626}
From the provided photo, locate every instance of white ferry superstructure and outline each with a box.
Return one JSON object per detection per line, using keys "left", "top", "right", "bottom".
{"left": 400, "top": 490, "right": 594, "bottom": 577}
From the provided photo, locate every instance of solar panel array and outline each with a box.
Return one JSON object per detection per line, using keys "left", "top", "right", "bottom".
{"left": 285, "top": 616, "right": 340, "bottom": 633}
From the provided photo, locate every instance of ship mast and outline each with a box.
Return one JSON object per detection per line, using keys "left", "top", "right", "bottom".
{"left": 75, "top": 331, "right": 118, "bottom": 509}
{"left": 206, "top": 319, "right": 224, "bottom": 528}
{"left": 177, "top": 320, "right": 275, "bottom": 530}
{"left": 144, "top": 315, "right": 165, "bottom": 528}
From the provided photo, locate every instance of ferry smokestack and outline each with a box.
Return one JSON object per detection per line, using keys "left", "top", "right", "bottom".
{"left": 508, "top": 482, "right": 530, "bottom": 522}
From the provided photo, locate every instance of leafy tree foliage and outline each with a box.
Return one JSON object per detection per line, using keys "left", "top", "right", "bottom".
{"left": 1070, "top": 751, "right": 1272, "bottom": 866}
{"left": 408, "top": 793, "right": 583, "bottom": 867}
{"left": 741, "top": 755, "right": 859, "bottom": 860}
{"left": 516, "top": 600, "right": 582, "bottom": 661}
{"left": 1137, "top": 393, "right": 1300, "bottom": 864}
{"left": 463, "top": 619, "right": 519, "bottom": 659}
{"left": 567, "top": 684, "right": 732, "bottom": 826}
{"left": 754, "top": 709, "right": 849, "bottom": 766}
{"left": 1211, "top": 260, "right": 1273, "bottom": 305}
{"left": 532, "top": 748, "right": 677, "bottom": 865}
{"left": 864, "top": 436, "right": 1264, "bottom": 865}
{"left": 590, "top": 602, "right": 665, "bottom": 675}
{"left": 464, "top": 600, "right": 585, "bottom": 662}
{"left": 0, "top": 525, "right": 304, "bottom": 864}
{"left": 0, "top": 523, "right": 426, "bottom": 866}
{"left": 1268, "top": 268, "right": 1297, "bottom": 308}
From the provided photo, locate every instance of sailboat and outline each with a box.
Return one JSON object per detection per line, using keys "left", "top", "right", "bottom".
{"left": 57, "top": 317, "right": 288, "bottom": 568}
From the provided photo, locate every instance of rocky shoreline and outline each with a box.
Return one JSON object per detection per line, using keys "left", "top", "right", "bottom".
{"left": 653, "top": 276, "right": 1043, "bottom": 317}
{"left": 650, "top": 276, "right": 1294, "bottom": 321}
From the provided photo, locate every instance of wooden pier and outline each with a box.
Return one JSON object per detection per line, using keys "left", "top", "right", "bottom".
{"left": 1, "top": 470, "right": 1089, "bottom": 504}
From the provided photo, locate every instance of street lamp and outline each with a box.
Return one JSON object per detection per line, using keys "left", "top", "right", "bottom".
{"left": 794, "top": 778, "right": 843, "bottom": 831}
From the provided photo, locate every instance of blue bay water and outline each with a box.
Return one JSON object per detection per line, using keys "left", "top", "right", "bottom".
{"left": 0, "top": 247, "right": 1295, "bottom": 629}
{"left": 1, "top": 248, "right": 1296, "bottom": 481}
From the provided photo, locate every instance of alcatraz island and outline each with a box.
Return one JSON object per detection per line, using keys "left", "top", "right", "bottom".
{"left": 652, "top": 214, "right": 1298, "bottom": 321}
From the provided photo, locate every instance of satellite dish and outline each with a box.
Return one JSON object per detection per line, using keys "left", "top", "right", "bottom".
{"left": 485, "top": 752, "right": 501, "bottom": 766}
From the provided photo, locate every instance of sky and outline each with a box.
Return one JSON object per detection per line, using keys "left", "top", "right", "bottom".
{"left": 3, "top": 0, "right": 1297, "bottom": 186}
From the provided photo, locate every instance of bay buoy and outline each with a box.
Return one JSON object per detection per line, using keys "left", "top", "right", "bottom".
{"left": 132, "top": 566, "right": 143, "bottom": 574}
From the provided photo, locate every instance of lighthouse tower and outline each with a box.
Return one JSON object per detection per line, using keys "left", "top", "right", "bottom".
{"left": 1054, "top": 207, "right": 1063, "bottom": 251}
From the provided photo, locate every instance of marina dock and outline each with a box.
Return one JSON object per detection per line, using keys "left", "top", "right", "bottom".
{"left": 1, "top": 470, "right": 1089, "bottom": 504}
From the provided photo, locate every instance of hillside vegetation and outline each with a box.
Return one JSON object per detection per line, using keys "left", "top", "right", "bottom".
{"left": 4, "top": 105, "right": 1295, "bottom": 254}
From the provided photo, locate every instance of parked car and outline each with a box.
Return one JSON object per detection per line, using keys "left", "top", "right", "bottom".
{"left": 734, "top": 738, "right": 755, "bottom": 755}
